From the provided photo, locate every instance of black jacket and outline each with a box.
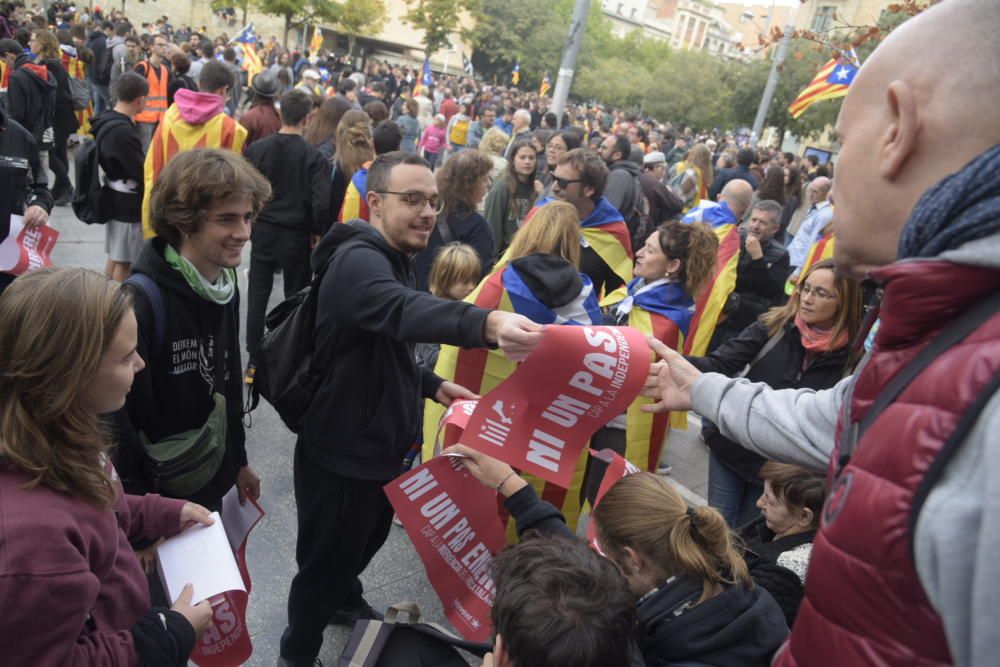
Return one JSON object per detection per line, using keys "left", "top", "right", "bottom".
{"left": 112, "top": 238, "right": 247, "bottom": 509}
{"left": 712, "top": 232, "right": 790, "bottom": 344}
{"left": 739, "top": 515, "right": 816, "bottom": 627}
{"left": 6, "top": 56, "right": 57, "bottom": 144}
{"left": 605, "top": 159, "right": 642, "bottom": 233}
{"left": 688, "top": 320, "right": 853, "bottom": 479}
{"left": 0, "top": 109, "right": 52, "bottom": 244}
{"left": 166, "top": 73, "right": 196, "bottom": 107}
{"left": 506, "top": 485, "right": 786, "bottom": 667}
{"left": 87, "top": 31, "right": 108, "bottom": 85}
{"left": 41, "top": 58, "right": 79, "bottom": 136}
{"left": 708, "top": 166, "right": 759, "bottom": 200}
{"left": 90, "top": 111, "right": 144, "bottom": 223}
{"left": 300, "top": 221, "right": 492, "bottom": 481}
{"left": 413, "top": 208, "right": 494, "bottom": 292}
{"left": 245, "top": 132, "right": 331, "bottom": 236}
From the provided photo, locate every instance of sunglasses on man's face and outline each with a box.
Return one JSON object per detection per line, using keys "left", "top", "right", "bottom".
{"left": 553, "top": 176, "right": 582, "bottom": 190}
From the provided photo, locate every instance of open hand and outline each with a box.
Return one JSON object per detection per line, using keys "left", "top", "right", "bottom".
{"left": 640, "top": 336, "right": 702, "bottom": 413}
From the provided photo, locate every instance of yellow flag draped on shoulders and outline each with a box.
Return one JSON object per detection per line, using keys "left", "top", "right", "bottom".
{"left": 681, "top": 201, "right": 741, "bottom": 356}
{"left": 142, "top": 92, "right": 248, "bottom": 238}
{"left": 424, "top": 260, "right": 603, "bottom": 538}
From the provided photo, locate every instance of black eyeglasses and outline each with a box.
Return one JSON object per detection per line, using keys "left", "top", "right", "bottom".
{"left": 376, "top": 191, "right": 445, "bottom": 215}
{"left": 553, "top": 176, "right": 582, "bottom": 189}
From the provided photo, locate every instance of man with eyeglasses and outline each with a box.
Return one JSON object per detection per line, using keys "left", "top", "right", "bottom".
{"left": 132, "top": 33, "right": 171, "bottom": 150}
{"left": 549, "top": 148, "right": 633, "bottom": 298}
{"left": 278, "top": 151, "right": 544, "bottom": 667}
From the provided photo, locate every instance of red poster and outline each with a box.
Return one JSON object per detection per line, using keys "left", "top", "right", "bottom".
{"left": 460, "top": 326, "right": 651, "bottom": 489}
{"left": 0, "top": 215, "right": 59, "bottom": 276}
{"left": 432, "top": 398, "right": 479, "bottom": 455}
{"left": 190, "top": 488, "right": 265, "bottom": 667}
{"left": 384, "top": 456, "right": 505, "bottom": 641}
{"left": 586, "top": 448, "right": 641, "bottom": 552}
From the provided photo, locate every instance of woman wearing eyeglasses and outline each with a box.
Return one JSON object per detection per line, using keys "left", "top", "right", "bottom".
{"left": 687, "top": 258, "right": 863, "bottom": 528}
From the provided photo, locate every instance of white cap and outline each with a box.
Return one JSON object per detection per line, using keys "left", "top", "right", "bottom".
{"left": 643, "top": 151, "right": 666, "bottom": 165}
{"left": 302, "top": 69, "right": 320, "bottom": 80}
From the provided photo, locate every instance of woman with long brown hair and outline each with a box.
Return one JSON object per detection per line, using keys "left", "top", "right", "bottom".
{"left": 688, "top": 258, "right": 862, "bottom": 528}
{"left": 443, "top": 448, "right": 789, "bottom": 666}
{"left": 329, "top": 109, "right": 374, "bottom": 225}
{"left": 483, "top": 138, "right": 537, "bottom": 259}
{"left": 413, "top": 149, "right": 495, "bottom": 292}
{"left": 0, "top": 268, "right": 214, "bottom": 665}
{"left": 305, "top": 94, "right": 352, "bottom": 161}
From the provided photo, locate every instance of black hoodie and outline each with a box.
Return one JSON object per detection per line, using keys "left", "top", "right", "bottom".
{"left": 90, "top": 110, "right": 144, "bottom": 222}
{"left": 300, "top": 221, "right": 492, "bottom": 481}
{"left": 6, "top": 55, "right": 57, "bottom": 144}
{"left": 0, "top": 109, "right": 52, "bottom": 242}
{"left": 112, "top": 238, "right": 247, "bottom": 509}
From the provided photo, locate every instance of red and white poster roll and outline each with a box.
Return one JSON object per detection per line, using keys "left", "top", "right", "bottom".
{"left": 460, "top": 326, "right": 651, "bottom": 489}
{"left": 384, "top": 456, "right": 505, "bottom": 641}
{"left": 433, "top": 398, "right": 479, "bottom": 455}
{"left": 0, "top": 215, "right": 59, "bottom": 277}
{"left": 586, "top": 448, "right": 641, "bottom": 551}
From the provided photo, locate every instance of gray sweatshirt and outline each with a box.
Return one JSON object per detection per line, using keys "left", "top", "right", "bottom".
{"left": 690, "top": 233, "right": 1000, "bottom": 667}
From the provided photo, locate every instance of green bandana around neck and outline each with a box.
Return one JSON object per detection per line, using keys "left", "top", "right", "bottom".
{"left": 164, "top": 244, "right": 236, "bottom": 304}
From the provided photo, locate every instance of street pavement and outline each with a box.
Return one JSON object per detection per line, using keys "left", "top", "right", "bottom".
{"left": 47, "top": 192, "right": 709, "bottom": 666}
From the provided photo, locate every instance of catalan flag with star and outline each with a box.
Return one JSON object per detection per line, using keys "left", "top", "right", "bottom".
{"left": 424, "top": 262, "right": 602, "bottom": 537}
{"left": 599, "top": 279, "right": 695, "bottom": 475}
{"left": 232, "top": 22, "right": 264, "bottom": 81}
{"left": 789, "top": 50, "right": 860, "bottom": 119}
{"left": 539, "top": 71, "right": 551, "bottom": 97}
{"left": 681, "top": 201, "right": 742, "bottom": 356}
{"left": 511, "top": 61, "right": 520, "bottom": 86}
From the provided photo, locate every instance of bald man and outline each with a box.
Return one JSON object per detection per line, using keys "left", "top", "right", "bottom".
{"left": 643, "top": 1, "right": 1000, "bottom": 665}
{"left": 785, "top": 175, "right": 832, "bottom": 273}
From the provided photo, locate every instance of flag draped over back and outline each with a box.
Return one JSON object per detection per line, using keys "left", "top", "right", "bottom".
{"left": 141, "top": 106, "right": 248, "bottom": 238}
{"left": 338, "top": 164, "right": 371, "bottom": 222}
{"left": 681, "top": 201, "right": 741, "bottom": 356}
{"left": 802, "top": 231, "right": 835, "bottom": 275}
{"left": 601, "top": 280, "right": 693, "bottom": 471}
{"left": 539, "top": 71, "right": 551, "bottom": 97}
{"left": 423, "top": 264, "right": 602, "bottom": 535}
{"left": 788, "top": 51, "right": 859, "bottom": 119}
{"left": 60, "top": 46, "right": 92, "bottom": 135}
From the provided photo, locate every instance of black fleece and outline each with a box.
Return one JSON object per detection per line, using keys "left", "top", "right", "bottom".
{"left": 112, "top": 238, "right": 247, "bottom": 508}
{"left": 90, "top": 111, "right": 144, "bottom": 222}
{"left": 6, "top": 55, "right": 57, "bottom": 143}
{"left": 299, "top": 221, "right": 492, "bottom": 481}
{"left": 0, "top": 109, "right": 52, "bottom": 243}
{"left": 245, "top": 132, "right": 331, "bottom": 235}
{"left": 687, "top": 320, "right": 852, "bottom": 479}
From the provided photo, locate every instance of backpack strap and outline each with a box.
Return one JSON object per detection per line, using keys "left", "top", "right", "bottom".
{"left": 837, "top": 290, "right": 1000, "bottom": 475}
{"left": 125, "top": 273, "right": 166, "bottom": 356}
{"left": 738, "top": 327, "right": 786, "bottom": 379}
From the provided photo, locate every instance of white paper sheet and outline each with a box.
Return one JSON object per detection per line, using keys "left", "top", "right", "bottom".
{"left": 220, "top": 486, "right": 265, "bottom": 554}
{"left": 157, "top": 512, "right": 246, "bottom": 605}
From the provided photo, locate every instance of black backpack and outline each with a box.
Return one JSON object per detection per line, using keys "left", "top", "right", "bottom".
{"left": 72, "top": 119, "right": 125, "bottom": 225}
{"left": 94, "top": 44, "right": 113, "bottom": 86}
{"left": 248, "top": 239, "right": 358, "bottom": 432}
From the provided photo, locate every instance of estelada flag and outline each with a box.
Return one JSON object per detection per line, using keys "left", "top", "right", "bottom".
{"left": 600, "top": 279, "right": 695, "bottom": 472}
{"left": 681, "top": 201, "right": 741, "bottom": 356}
{"left": 423, "top": 263, "right": 602, "bottom": 534}
{"left": 786, "top": 231, "right": 836, "bottom": 295}
{"left": 539, "top": 71, "right": 551, "bottom": 97}
{"left": 142, "top": 100, "right": 248, "bottom": 238}
{"left": 521, "top": 198, "right": 634, "bottom": 297}
{"left": 309, "top": 26, "right": 323, "bottom": 55}
{"left": 339, "top": 162, "right": 372, "bottom": 222}
{"left": 788, "top": 51, "right": 859, "bottom": 119}
{"left": 60, "top": 44, "right": 93, "bottom": 135}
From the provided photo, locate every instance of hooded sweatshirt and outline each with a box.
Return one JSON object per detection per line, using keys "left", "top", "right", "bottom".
{"left": 112, "top": 238, "right": 247, "bottom": 509}
{"left": 6, "top": 54, "right": 57, "bottom": 143}
{"left": 0, "top": 109, "right": 52, "bottom": 249}
{"left": 90, "top": 110, "right": 144, "bottom": 222}
{"left": 300, "top": 221, "right": 492, "bottom": 480}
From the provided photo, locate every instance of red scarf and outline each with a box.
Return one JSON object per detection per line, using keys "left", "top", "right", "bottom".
{"left": 795, "top": 312, "right": 848, "bottom": 352}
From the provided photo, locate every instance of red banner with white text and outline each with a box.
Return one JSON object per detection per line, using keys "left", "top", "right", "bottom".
{"left": 0, "top": 215, "right": 58, "bottom": 277}
{"left": 384, "top": 456, "right": 505, "bottom": 641}
{"left": 460, "top": 326, "right": 651, "bottom": 489}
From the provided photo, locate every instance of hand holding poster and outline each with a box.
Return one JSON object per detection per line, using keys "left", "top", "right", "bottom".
{"left": 432, "top": 398, "right": 479, "bottom": 455}
{"left": 0, "top": 215, "right": 58, "bottom": 276}
{"left": 384, "top": 456, "right": 505, "bottom": 641}
{"left": 461, "top": 326, "right": 651, "bottom": 488}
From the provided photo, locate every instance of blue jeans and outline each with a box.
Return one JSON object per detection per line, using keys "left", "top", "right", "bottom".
{"left": 707, "top": 451, "right": 763, "bottom": 529}
{"left": 92, "top": 84, "right": 110, "bottom": 115}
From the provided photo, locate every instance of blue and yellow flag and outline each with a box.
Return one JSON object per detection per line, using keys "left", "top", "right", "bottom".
{"left": 422, "top": 57, "right": 434, "bottom": 88}
{"left": 424, "top": 263, "right": 601, "bottom": 536}
{"left": 511, "top": 61, "right": 520, "bottom": 86}
{"left": 681, "top": 201, "right": 741, "bottom": 356}
{"left": 539, "top": 71, "right": 551, "bottom": 97}
{"left": 789, "top": 49, "right": 859, "bottom": 119}
{"left": 339, "top": 163, "right": 371, "bottom": 223}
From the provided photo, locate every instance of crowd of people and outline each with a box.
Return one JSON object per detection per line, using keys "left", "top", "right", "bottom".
{"left": 0, "top": 0, "right": 998, "bottom": 666}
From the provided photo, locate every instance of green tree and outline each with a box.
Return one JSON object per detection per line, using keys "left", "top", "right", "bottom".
{"left": 404, "top": 0, "right": 480, "bottom": 58}
{"left": 333, "top": 0, "right": 387, "bottom": 57}
{"left": 254, "top": 0, "right": 340, "bottom": 48}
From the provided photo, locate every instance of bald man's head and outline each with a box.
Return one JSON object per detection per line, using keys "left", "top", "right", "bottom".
{"left": 831, "top": 0, "right": 1000, "bottom": 278}
{"left": 719, "top": 179, "right": 753, "bottom": 218}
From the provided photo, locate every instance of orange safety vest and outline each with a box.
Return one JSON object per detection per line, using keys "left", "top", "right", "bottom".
{"left": 135, "top": 60, "right": 169, "bottom": 124}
